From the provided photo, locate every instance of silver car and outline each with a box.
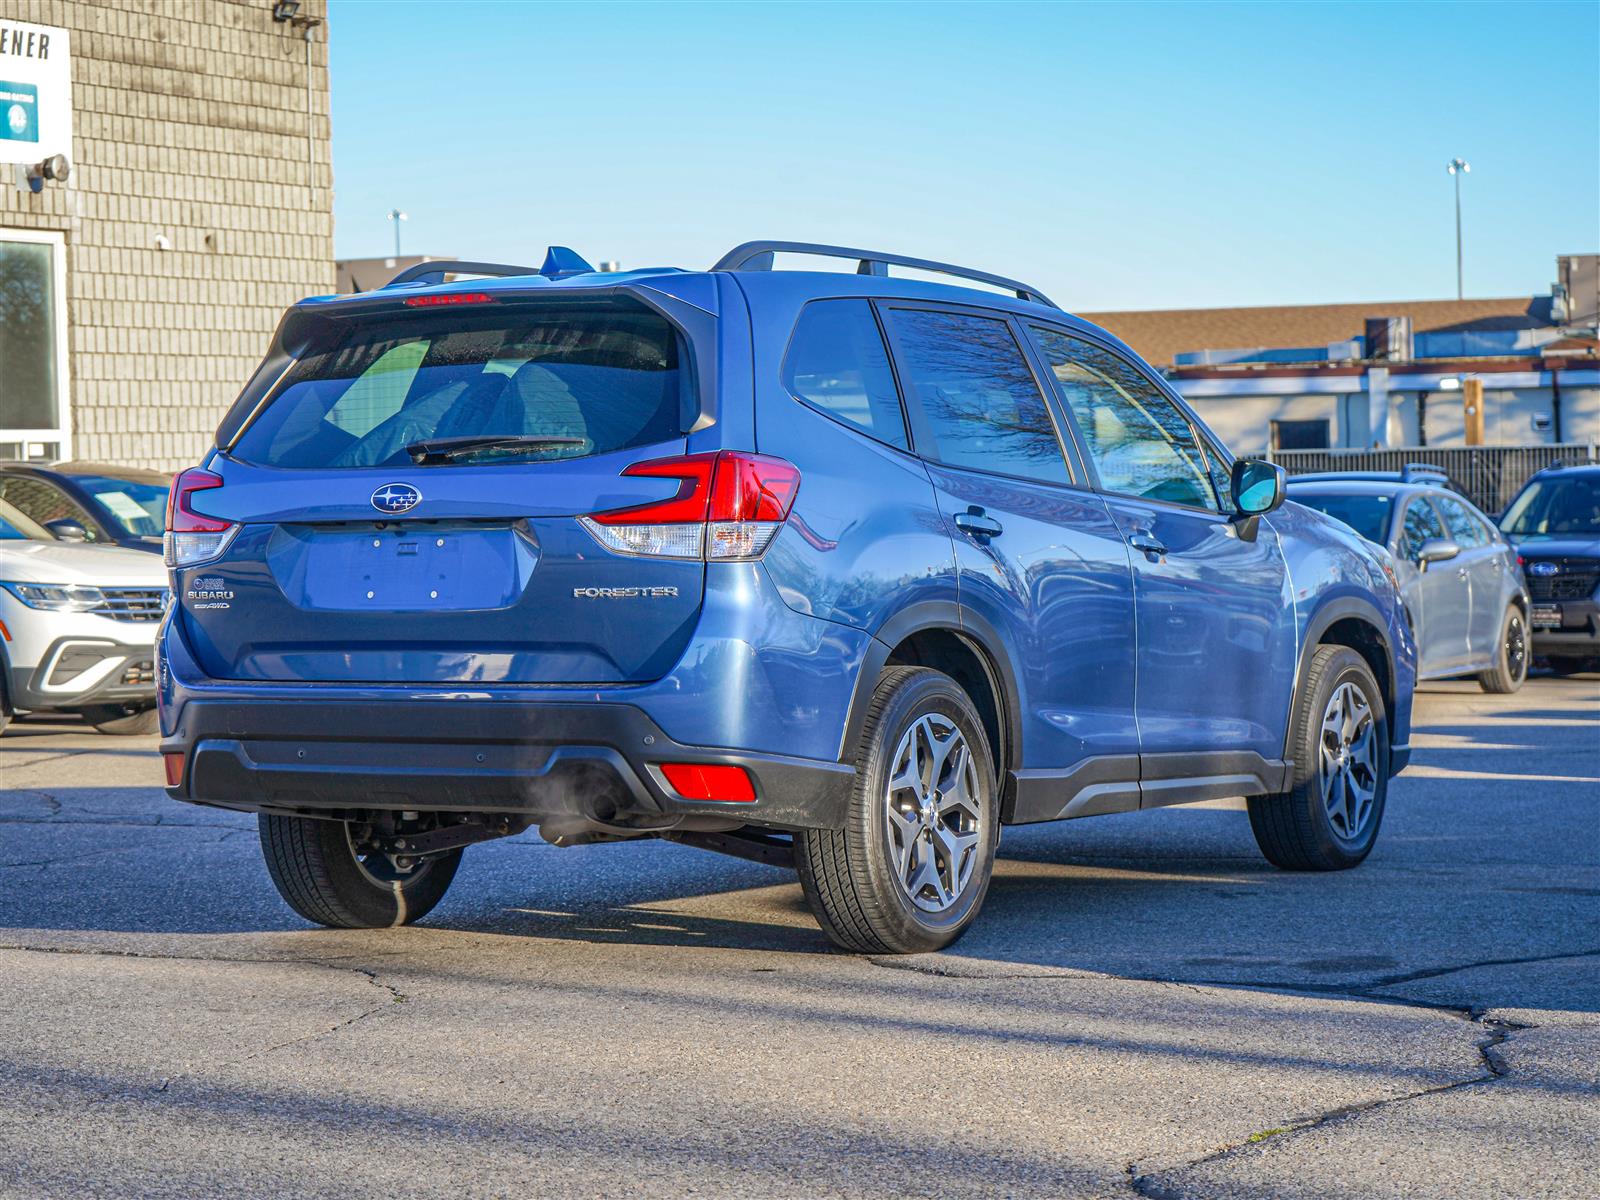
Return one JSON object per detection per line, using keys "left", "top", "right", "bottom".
{"left": 1287, "top": 473, "right": 1529, "bottom": 693}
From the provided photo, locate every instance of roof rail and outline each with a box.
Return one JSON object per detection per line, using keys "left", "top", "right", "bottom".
{"left": 711, "top": 240, "right": 1059, "bottom": 309}
{"left": 1401, "top": 462, "right": 1450, "bottom": 483}
{"left": 383, "top": 260, "right": 539, "bottom": 288}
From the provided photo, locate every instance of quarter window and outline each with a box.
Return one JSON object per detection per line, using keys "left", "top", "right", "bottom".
{"left": 885, "top": 308, "right": 1069, "bottom": 485}
{"left": 782, "top": 300, "right": 907, "bottom": 449}
{"left": 1401, "top": 498, "right": 1447, "bottom": 559}
{"left": 1030, "top": 326, "right": 1218, "bottom": 511}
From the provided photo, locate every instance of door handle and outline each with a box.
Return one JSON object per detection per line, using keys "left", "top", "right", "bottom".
{"left": 953, "top": 508, "right": 1003, "bottom": 539}
{"left": 1128, "top": 532, "right": 1167, "bottom": 556}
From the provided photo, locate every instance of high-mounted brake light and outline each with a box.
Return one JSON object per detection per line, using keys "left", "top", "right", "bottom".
{"left": 402, "top": 292, "right": 494, "bottom": 307}
{"left": 164, "top": 467, "right": 239, "bottom": 567}
{"left": 578, "top": 451, "right": 800, "bottom": 560}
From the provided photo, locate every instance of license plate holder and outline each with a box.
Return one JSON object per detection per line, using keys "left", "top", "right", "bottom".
{"left": 1531, "top": 604, "right": 1562, "bottom": 629}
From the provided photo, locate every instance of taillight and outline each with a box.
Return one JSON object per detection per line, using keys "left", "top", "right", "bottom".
{"left": 579, "top": 451, "right": 800, "bottom": 561}
{"left": 164, "top": 467, "right": 239, "bottom": 567}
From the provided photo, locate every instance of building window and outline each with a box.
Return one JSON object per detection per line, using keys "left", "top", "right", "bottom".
{"left": 0, "top": 229, "right": 68, "bottom": 461}
{"left": 1271, "top": 418, "right": 1330, "bottom": 450}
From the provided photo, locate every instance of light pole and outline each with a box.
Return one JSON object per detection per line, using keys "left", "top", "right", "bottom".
{"left": 387, "top": 208, "right": 408, "bottom": 258}
{"left": 1446, "top": 159, "right": 1469, "bottom": 300}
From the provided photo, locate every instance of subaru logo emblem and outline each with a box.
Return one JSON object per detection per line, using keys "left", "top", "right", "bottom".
{"left": 371, "top": 483, "right": 421, "bottom": 514}
{"left": 1527, "top": 561, "right": 1559, "bottom": 577}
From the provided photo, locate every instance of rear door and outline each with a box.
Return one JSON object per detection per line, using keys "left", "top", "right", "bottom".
{"left": 1027, "top": 325, "right": 1295, "bottom": 794}
{"left": 878, "top": 303, "right": 1140, "bottom": 814}
{"left": 178, "top": 296, "right": 708, "bottom": 685}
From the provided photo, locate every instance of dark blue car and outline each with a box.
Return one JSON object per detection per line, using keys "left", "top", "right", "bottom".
{"left": 157, "top": 243, "right": 1415, "bottom": 952}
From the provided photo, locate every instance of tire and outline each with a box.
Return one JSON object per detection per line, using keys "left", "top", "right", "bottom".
{"left": 1248, "top": 645, "right": 1390, "bottom": 871}
{"left": 1477, "top": 605, "right": 1528, "bottom": 693}
{"left": 796, "top": 666, "right": 999, "bottom": 954}
{"left": 258, "top": 814, "right": 463, "bottom": 928}
{"left": 77, "top": 704, "right": 158, "bottom": 735}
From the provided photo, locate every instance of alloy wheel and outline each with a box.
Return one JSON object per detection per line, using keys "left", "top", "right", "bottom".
{"left": 1319, "top": 680, "right": 1379, "bottom": 842}
{"left": 884, "top": 714, "right": 983, "bottom": 913}
{"left": 1506, "top": 613, "right": 1528, "bottom": 683}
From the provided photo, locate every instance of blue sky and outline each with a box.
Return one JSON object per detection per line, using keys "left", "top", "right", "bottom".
{"left": 328, "top": 1, "right": 1599, "bottom": 311}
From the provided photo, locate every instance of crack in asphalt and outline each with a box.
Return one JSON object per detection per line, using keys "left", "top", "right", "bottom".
{"left": 1124, "top": 1013, "right": 1524, "bottom": 1198}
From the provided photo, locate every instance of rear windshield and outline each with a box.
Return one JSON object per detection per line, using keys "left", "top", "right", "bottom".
{"left": 233, "top": 302, "right": 686, "bottom": 469}
{"left": 1291, "top": 491, "right": 1392, "bottom": 544}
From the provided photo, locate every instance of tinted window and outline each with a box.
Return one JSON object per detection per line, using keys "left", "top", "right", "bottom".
{"left": 0, "top": 497, "right": 50, "bottom": 540}
{"left": 1291, "top": 491, "right": 1392, "bottom": 544}
{"left": 0, "top": 477, "right": 103, "bottom": 541}
{"left": 1434, "top": 494, "right": 1488, "bottom": 547}
{"left": 1401, "top": 498, "right": 1447, "bottom": 559}
{"left": 885, "top": 309, "right": 1068, "bottom": 484}
{"left": 74, "top": 474, "right": 170, "bottom": 538}
{"left": 1500, "top": 476, "right": 1600, "bottom": 536}
{"left": 1031, "top": 326, "right": 1218, "bottom": 510}
{"left": 234, "top": 303, "right": 685, "bottom": 469}
{"left": 782, "top": 300, "right": 907, "bottom": 449}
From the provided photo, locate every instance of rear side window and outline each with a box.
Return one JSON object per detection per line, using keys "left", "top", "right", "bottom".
{"left": 782, "top": 300, "right": 907, "bottom": 449}
{"left": 884, "top": 308, "right": 1070, "bottom": 485}
{"left": 234, "top": 302, "right": 685, "bottom": 468}
{"left": 1433, "top": 494, "right": 1489, "bottom": 547}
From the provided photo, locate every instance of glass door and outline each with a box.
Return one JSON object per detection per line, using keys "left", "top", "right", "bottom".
{"left": 0, "top": 228, "right": 69, "bottom": 461}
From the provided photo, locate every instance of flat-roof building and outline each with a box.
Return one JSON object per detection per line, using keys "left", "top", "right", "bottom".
{"left": 0, "top": 1, "right": 333, "bottom": 470}
{"left": 1085, "top": 255, "right": 1599, "bottom": 455}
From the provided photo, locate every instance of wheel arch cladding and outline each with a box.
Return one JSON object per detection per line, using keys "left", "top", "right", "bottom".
{"left": 839, "top": 605, "right": 1017, "bottom": 782}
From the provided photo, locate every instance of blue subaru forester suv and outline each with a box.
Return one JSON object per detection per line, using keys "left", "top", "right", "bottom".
{"left": 159, "top": 242, "right": 1415, "bottom": 953}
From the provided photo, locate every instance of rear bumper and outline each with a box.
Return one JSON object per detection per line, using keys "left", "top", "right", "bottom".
{"left": 163, "top": 697, "right": 854, "bottom": 832}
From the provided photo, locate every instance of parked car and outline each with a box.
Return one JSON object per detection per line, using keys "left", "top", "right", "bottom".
{"left": 0, "top": 461, "right": 172, "bottom": 554}
{"left": 157, "top": 242, "right": 1415, "bottom": 952}
{"left": 1498, "top": 460, "right": 1600, "bottom": 674}
{"left": 1287, "top": 473, "right": 1529, "bottom": 692}
{"left": 0, "top": 497, "right": 168, "bottom": 735}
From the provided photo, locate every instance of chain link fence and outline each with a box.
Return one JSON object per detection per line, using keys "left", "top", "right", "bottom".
{"left": 1269, "top": 443, "right": 1598, "bottom": 515}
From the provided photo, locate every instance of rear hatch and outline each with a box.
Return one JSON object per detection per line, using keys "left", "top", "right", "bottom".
{"left": 176, "top": 295, "right": 706, "bottom": 685}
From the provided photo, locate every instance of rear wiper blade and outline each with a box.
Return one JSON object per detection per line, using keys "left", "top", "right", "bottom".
{"left": 405, "top": 435, "right": 587, "bottom": 463}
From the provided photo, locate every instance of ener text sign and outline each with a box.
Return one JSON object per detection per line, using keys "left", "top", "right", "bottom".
{"left": 0, "top": 19, "right": 71, "bottom": 167}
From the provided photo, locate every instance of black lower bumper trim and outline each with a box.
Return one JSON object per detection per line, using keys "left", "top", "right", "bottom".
{"left": 164, "top": 697, "right": 853, "bottom": 832}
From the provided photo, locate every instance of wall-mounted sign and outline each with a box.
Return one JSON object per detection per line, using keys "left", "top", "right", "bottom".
{"left": 0, "top": 20, "right": 71, "bottom": 168}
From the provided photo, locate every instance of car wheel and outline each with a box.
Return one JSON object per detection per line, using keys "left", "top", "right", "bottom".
{"left": 77, "top": 703, "right": 158, "bottom": 735}
{"left": 258, "top": 814, "right": 463, "bottom": 928}
{"left": 1248, "top": 645, "right": 1389, "bottom": 871}
{"left": 1477, "top": 605, "right": 1528, "bottom": 693}
{"left": 796, "top": 666, "right": 999, "bottom": 954}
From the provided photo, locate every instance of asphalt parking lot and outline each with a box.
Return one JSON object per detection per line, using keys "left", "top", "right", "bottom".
{"left": 1, "top": 675, "right": 1596, "bottom": 1199}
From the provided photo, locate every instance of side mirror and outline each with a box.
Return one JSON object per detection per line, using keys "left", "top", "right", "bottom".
{"left": 1416, "top": 537, "right": 1460, "bottom": 569}
{"left": 1231, "top": 458, "right": 1286, "bottom": 516}
{"left": 45, "top": 518, "right": 90, "bottom": 542}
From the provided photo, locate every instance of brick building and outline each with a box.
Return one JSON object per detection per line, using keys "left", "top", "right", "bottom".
{"left": 0, "top": 0, "right": 332, "bottom": 470}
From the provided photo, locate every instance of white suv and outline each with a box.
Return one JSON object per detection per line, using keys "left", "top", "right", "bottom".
{"left": 0, "top": 498, "right": 168, "bottom": 735}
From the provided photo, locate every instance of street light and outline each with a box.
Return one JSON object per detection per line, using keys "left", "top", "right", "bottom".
{"left": 387, "top": 208, "right": 408, "bottom": 258}
{"left": 1447, "top": 158, "right": 1470, "bottom": 300}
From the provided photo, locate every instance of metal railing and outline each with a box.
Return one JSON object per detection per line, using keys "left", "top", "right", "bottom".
{"left": 1269, "top": 443, "right": 1598, "bottom": 515}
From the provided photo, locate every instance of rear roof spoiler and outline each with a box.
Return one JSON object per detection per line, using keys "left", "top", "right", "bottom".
{"left": 383, "top": 247, "right": 595, "bottom": 288}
